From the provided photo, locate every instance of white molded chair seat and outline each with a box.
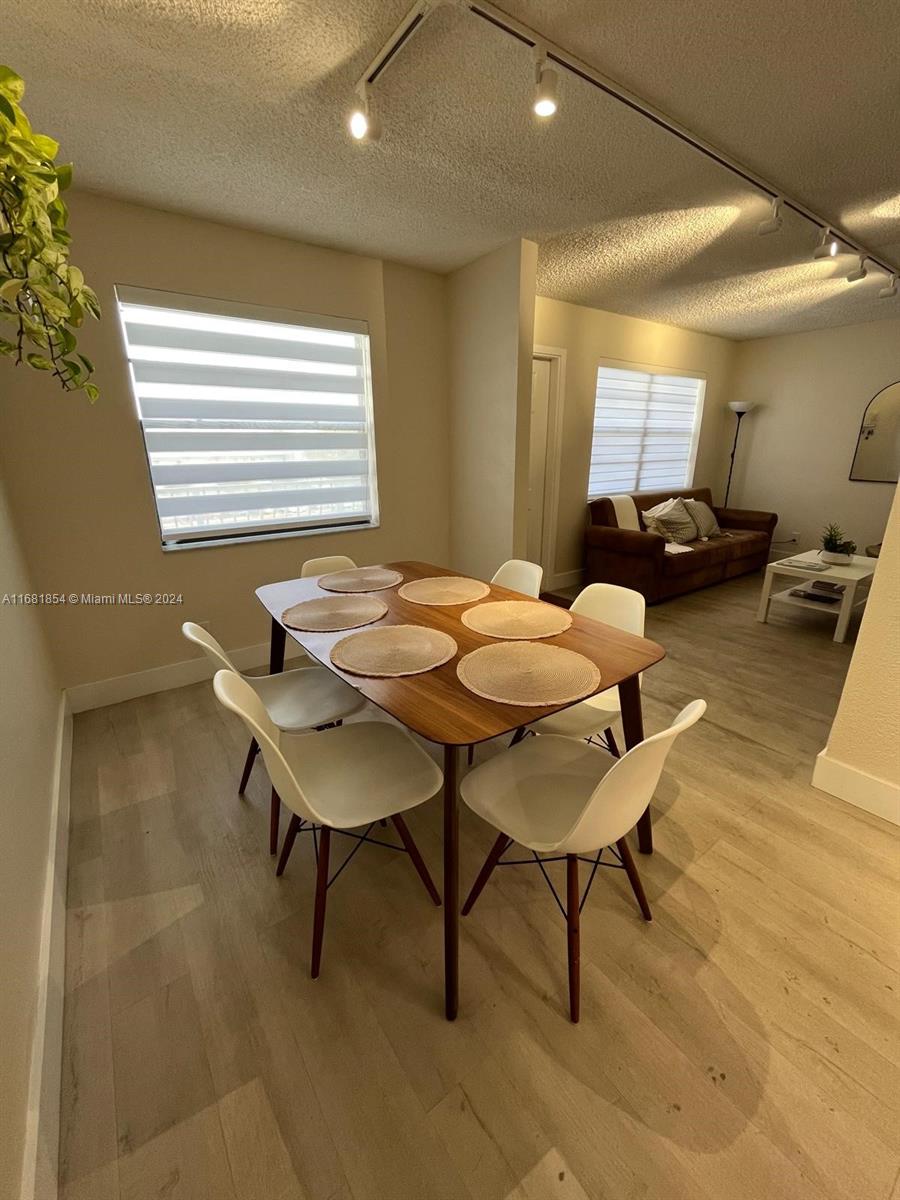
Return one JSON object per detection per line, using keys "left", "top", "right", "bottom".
{"left": 532, "top": 583, "right": 644, "bottom": 744}
{"left": 277, "top": 721, "right": 441, "bottom": 829}
{"left": 461, "top": 735, "right": 617, "bottom": 853}
{"left": 491, "top": 559, "right": 543, "bottom": 597}
{"left": 301, "top": 554, "right": 357, "bottom": 577}
{"left": 213, "top": 669, "right": 442, "bottom": 978}
{"left": 183, "top": 621, "right": 365, "bottom": 853}
{"left": 460, "top": 700, "right": 705, "bottom": 1022}
{"left": 250, "top": 669, "right": 364, "bottom": 733}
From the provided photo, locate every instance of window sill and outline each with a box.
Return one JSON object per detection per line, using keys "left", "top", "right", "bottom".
{"left": 160, "top": 520, "right": 379, "bottom": 552}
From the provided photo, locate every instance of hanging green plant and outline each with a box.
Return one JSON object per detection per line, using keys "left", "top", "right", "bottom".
{"left": 0, "top": 65, "right": 99, "bottom": 399}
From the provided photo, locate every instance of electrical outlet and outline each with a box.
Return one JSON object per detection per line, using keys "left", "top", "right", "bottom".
{"left": 791, "top": 531, "right": 800, "bottom": 542}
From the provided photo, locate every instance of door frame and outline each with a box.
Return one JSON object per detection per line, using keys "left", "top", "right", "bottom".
{"left": 531, "top": 345, "right": 567, "bottom": 589}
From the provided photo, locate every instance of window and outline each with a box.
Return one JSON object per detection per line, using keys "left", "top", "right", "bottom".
{"left": 588, "top": 364, "right": 705, "bottom": 497}
{"left": 116, "top": 287, "right": 378, "bottom": 549}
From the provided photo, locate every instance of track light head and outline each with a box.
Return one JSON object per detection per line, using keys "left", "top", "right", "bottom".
{"left": 533, "top": 51, "right": 559, "bottom": 118}
{"left": 348, "top": 91, "right": 380, "bottom": 143}
{"left": 757, "top": 197, "right": 783, "bottom": 236}
{"left": 812, "top": 227, "right": 840, "bottom": 260}
{"left": 879, "top": 273, "right": 898, "bottom": 299}
{"left": 846, "top": 255, "right": 868, "bottom": 283}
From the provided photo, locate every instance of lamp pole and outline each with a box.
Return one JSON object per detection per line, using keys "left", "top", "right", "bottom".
{"left": 723, "top": 401, "right": 755, "bottom": 507}
{"left": 723, "top": 410, "right": 746, "bottom": 508}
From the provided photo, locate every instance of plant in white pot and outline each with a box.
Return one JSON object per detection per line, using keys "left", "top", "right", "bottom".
{"left": 820, "top": 522, "right": 857, "bottom": 564}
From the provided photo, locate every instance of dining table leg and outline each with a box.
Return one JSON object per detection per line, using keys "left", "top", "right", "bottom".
{"left": 618, "top": 674, "right": 652, "bottom": 854}
{"left": 443, "top": 744, "right": 459, "bottom": 1021}
{"left": 269, "top": 617, "right": 286, "bottom": 674}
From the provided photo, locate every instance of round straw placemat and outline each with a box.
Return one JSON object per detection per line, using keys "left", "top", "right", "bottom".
{"left": 457, "top": 642, "right": 601, "bottom": 707}
{"left": 330, "top": 624, "right": 458, "bottom": 677}
{"left": 318, "top": 566, "right": 403, "bottom": 593}
{"left": 397, "top": 576, "right": 491, "bottom": 606}
{"left": 282, "top": 594, "right": 388, "bottom": 633}
{"left": 461, "top": 600, "right": 572, "bottom": 640}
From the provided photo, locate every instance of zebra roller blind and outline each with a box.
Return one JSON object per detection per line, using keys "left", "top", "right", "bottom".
{"left": 588, "top": 365, "right": 705, "bottom": 497}
{"left": 116, "top": 287, "right": 378, "bottom": 547}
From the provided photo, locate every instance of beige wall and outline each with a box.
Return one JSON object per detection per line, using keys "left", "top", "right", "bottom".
{"left": 448, "top": 240, "right": 538, "bottom": 579}
{"left": 0, "top": 477, "right": 62, "bottom": 1200}
{"left": 532, "top": 296, "right": 737, "bottom": 581}
{"left": 729, "top": 317, "right": 900, "bottom": 552}
{"left": 816, "top": 484, "right": 900, "bottom": 816}
{"left": 0, "top": 193, "right": 451, "bottom": 687}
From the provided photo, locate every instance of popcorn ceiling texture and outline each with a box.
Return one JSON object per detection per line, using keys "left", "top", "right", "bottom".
{"left": 5, "top": 0, "right": 899, "bottom": 339}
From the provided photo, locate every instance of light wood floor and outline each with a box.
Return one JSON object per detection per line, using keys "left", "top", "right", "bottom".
{"left": 60, "top": 574, "right": 900, "bottom": 1200}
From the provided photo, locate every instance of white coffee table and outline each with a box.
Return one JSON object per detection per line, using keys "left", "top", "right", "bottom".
{"left": 756, "top": 549, "right": 878, "bottom": 643}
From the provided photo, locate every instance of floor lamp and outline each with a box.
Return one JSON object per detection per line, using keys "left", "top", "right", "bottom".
{"left": 724, "top": 400, "right": 755, "bottom": 507}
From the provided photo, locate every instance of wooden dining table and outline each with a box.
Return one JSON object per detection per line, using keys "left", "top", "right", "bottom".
{"left": 256, "top": 560, "right": 666, "bottom": 1020}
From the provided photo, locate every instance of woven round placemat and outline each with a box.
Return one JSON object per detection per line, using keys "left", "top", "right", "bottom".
{"left": 457, "top": 642, "right": 601, "bottom": 707}
{"left": 318, "top": 566, "right": 403, "bottom": 593}
{"left": 397, "top": 576, "right": 491, "bottom": 606}
{"left": 282, "top": 594, "right": 388, "bottom": 633}
{"left": 330, "top": 624, "right": 458, "bottom": 677}
{"left": 461, "top": 600, "right": 572, "bottom": 640}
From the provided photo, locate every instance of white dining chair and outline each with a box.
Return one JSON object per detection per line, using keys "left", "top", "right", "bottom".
{"left": 491, "top": 559, "right": 543, "bottom": 597}
{"left": 531, "top": 583, "right": 645, "bottom": 756}
{"left": 182, "top": 622, "right": 365, "bottom": 852}
{"left": 301, "top": 555, "right": 357, "bottom": 577}
{"left": 460, "top": 699, "right": 706, "bottom": 1022}
{"left": 213, "top": 669, "right": 443, "bottom": 978}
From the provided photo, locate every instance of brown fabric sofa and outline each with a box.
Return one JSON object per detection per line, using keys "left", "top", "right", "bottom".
{"left": 585, "top": 487, "right": 777, "bottom": 603}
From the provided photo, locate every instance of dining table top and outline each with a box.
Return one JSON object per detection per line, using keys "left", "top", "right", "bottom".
{"left": 256, "top": 560, "right": 665, "bottom": 747}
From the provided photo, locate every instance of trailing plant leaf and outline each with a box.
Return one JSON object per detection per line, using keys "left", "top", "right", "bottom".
{"left": 0, "top": 64, "right": 99, "bottom": 398}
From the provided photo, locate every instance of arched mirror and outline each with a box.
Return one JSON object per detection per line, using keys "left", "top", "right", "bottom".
{"left": 850, "top": 381, "right": 900, "bottom": 483}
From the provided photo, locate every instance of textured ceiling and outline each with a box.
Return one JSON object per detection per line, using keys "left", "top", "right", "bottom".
{"left": 4, "top": 0, "right": 900, "bottom": 338}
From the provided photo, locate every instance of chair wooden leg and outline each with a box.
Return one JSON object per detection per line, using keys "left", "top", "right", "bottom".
{"left": 461, "top": 832, "right": 510, "bottom": 915}
{"left": 466, "top": 744, "right": 474, "bottom": 766}
{"left": 604, "top": 726, "right": 620, "bottom": 758}
{"left": 238, "top": 737, "right": 258, "bottom": 794}
{"left": 311, "top": 826, "right": 331, "bottom": 979}
{"left": 392, "top": 814, "right": 441, "bottom": 906}
{"left": 509, "top": 726, "right": 528, "bottom": 747}
{"left": 269, "top": 788, "right": 280, "bottom": 855}
{"left": 617, "top": 837, "right": 652, "bottom": 921}
{"left": 566, "top": 854, "right": 580, "bottom": 1023}
{"left": 275, "top": 814, "right": 301, "bottom": 877}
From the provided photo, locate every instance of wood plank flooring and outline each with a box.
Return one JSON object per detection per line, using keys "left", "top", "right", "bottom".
{"left": 60, "top": 575, "right": 900, "bottom": 1200}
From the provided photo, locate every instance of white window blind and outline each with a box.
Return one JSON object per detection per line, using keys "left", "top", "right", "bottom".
{"left": 116, "top": 287, "right": 378, "bottom": 548}
{"left": 588, "top": 365, "right": 705, "bottom": 497}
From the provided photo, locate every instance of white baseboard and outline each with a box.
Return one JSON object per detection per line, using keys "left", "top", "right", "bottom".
{"left": 66, "top": 640, "right": 305, "bottom": 713}
{"left": 20, "top": 693, "right": 72, "bottom": 1200}
{"left": 812, "top": 748, "right": 900, "bottom": 826}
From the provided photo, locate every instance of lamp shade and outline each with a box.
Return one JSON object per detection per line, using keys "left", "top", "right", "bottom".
{"left": 728, "top": 400, "right": 756, "bottom": 415}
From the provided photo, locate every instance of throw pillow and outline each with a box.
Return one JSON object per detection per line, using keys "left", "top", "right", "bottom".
{"left": 684, "top": 498, "right": 721, "bottom": 540}
{"left": 640, "top": 496, "right": 679, "bottom": 536}
{"left": 642, "top": 497, "right": 698, "bottom": 545}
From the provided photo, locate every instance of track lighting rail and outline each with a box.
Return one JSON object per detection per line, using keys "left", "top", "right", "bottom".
{"left": 352, "top": 0, "right": 898, "bottom": 279}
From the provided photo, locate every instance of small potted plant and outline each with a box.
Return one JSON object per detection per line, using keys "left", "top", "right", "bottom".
{"left": 820, "top": 522, "right": 857, "bottom": 564}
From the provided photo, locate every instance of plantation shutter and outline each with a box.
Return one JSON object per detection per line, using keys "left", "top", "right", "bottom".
{"left": 588, "top": 366, "right": 705, "bottom": 497}
{"left": 116, "top": 287, "right": 378, "bottom": 547}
